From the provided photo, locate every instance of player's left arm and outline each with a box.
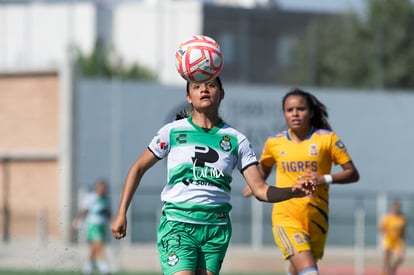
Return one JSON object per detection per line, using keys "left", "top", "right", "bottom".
{"left": 402, "top": 217, "right": 408, "bottom": 239}
{"left": 107, "top": 205, "right": 112, "bottom": 221}
{"left": 306, "top": 161, "right": 359, "bottom": 186}
{"left": 310, "top": 133, "right": 360, "bottom": 186}
{"left": 242, "top": 163, "right": 272, "bottom": 197}
{"left": 242, "top": 164, "right": 315, "bottom": 202}
{"left": 328, "top": 160, "right": 359, "bottom": 185}
{"left": 339, "top": 161, "right": 360, "bottom": 183}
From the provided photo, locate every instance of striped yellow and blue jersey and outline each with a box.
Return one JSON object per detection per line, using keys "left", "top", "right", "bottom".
{"left": 260, "top": 128, "right": 352, "bottom": 234}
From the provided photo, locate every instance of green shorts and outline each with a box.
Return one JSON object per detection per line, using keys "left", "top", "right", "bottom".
{"left": 157, "top": 215, "right": 232, "bottom": 275}
{"left": 86, "top": 224, "right": 106, "bottom": 242}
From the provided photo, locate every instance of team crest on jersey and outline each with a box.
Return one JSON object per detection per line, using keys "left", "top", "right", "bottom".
{"left": 219, "top": 135, "right": 232, "bottom": 152}
{"left": 156, "top": 138, "right": 168, "bottom": 151}
{"left": 216, "top": 212, "right": 228, "bottom": 219}
{"left": 293, "top": 233, "right": 305, "bottom": 245}
{"left": 335, "top": 140, "right": 348, "bottom": 152}
{"left": 309, "top": 144, "right": 319, "bottom": 157}
{"left": 167, "top": 251, "right": 179, "bottom": 266}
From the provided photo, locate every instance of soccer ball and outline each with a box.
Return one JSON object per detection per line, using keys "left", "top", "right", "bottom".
{"left": 175, "top": 35, "right": 223, "bottom": 83}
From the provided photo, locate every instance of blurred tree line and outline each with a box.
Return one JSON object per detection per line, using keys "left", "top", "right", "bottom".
{"left": 287, "top": 0, "right": 414, "bottom": 90}
{"left": 75, "top": 39, "right": 156, "bottom": 81}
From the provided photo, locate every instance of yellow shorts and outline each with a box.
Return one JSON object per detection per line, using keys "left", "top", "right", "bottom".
{"left": 382, "top": 237, "right": 405, "bottom": 253}
{"left": 273, "top": 226, "right": 327, "bottom": 260}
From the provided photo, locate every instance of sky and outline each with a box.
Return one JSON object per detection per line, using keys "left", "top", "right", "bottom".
{"left": 275, "top": 0, "right": 366, "bottom": 14}
{"left": 0, "top": 0, "right": 367, "bottom": 12}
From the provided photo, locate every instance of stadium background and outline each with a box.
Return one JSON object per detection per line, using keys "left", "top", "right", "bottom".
{"left": 1, "top": 0, "right": 414, "bottom": 274}
{"left": 75, "top": 80, "right": 414, "bottom": 249}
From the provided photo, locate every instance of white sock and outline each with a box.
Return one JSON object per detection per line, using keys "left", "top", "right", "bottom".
{"left": 299, "top": 267, "right": 319, "bottom": 275}
{"left": 82, "top": 261, "right": 94, "bottom": 275}
{"left": 97, "top": 260, "right": 110, "bottom": 275}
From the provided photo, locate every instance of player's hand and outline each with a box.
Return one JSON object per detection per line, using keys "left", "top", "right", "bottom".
{"left": 303, "top": 169, "right": 325, "bottom": 186}
{"left": 242, "top": 185, "right": 253, "bottom": 197}
{"left": 71, "top": 218, "right": 83, "bottom": 231}
{"left": 291, "top": 176, "right": 315, "bottom": 197}
{"left": 111, "top": 214, "right": 127, "bottom": 240}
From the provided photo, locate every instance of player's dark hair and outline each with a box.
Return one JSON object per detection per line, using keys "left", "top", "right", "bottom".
{"left": 185, "top": 76, "right": 223, "bottom": 94}
{"left": 282, "top": 88, "right": 332, "bottom": 131}
{"left": 175, "top": 109, "right": 191, "bottom": 120}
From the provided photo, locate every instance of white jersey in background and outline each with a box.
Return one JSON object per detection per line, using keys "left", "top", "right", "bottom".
{"left": 81, "top": 193, "right": 110, "bottom": 226}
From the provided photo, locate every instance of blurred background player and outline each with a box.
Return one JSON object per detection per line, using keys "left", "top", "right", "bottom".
{"left": 243, "top": 88, "right": 360, "bottom": 275}
{"left": 379, "top": 199, "right": 407, "bottom": 275}
{"left": 111, "top": 77, "right": 315, "bottom": 275}
{"left": 73, "top": 179, "right": 112, "bottom": 275}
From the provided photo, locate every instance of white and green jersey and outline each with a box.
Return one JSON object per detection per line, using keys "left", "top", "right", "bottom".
{"left": 148, "top": 116, "right": 258, "bottom": 225}
{"left": 81, "top": 193, "right": 110, "bottom": 226}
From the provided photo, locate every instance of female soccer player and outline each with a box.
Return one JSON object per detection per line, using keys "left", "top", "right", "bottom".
{"left": 379, "top": 199, "right": 407, "bottom": 275}
{"left": 243, "top": 88, "right": 360, "bottom": 275}
{"left": 74, "top": 180, "right": 111, "bottom": 275}
{"left": 111, "top": 77, "right": 315, "bottom": 275}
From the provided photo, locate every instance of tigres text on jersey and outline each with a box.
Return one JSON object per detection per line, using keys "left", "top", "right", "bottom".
{"left": 260, "top": 128, "right": 352, "bottom": 234}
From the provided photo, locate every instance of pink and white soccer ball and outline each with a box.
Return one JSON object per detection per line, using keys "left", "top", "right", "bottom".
{"left": 175, "top": 35, "right": 224, "bottom": 83}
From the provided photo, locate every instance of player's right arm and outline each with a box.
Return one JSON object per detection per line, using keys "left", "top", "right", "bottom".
{"left": 111, "top": 148, "right": 159, "bottom": 239}
{"left": 71, "top": 208, "right": 88, "bottom": 231}
{"left": 378, "top": 216, "right": 388, "bottom": 234}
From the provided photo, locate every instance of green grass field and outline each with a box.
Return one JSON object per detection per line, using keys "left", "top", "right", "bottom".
{"left": 0, "top": 270, "right": 280, "bottom": 275}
